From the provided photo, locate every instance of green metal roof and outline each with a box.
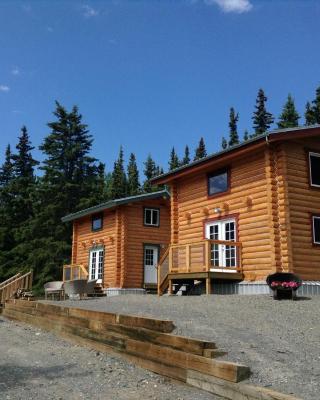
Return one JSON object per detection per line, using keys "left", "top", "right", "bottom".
{"left": 151, "top": 124, "right": 320, "bottom": 183}
{"left": 61, "top": 189, "right": 170, "bottom": 223}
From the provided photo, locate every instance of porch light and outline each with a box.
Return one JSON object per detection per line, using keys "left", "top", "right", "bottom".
{"left": 214, "top": 207, "right": 222, "bottom": 214}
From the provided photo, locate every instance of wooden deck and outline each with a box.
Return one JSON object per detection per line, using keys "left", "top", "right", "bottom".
{"left": 158, "top": 240, "right": 243, "bottom": 295}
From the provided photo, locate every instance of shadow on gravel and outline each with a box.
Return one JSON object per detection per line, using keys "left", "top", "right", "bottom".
{"left": 0, "top": 363, "right": 87, "bottom": 392}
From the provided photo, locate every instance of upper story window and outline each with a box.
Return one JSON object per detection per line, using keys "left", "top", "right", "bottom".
{"left": 207, "top": 168, "right": 229, "bottom": 197}
{"left": 312, "top": 215, "right": 320, "bottom": 245}
{"left": 144, "top": 208, "right": 160, "bottom": 227}
{"left": 92, "top": 213, "right": 103, "bottom": 231}
{"left": 309, "top": 152, "right": 320, "bottom": 187}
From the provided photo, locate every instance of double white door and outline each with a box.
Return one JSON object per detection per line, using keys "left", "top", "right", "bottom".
{"left": 205, "top": 219, "right": 237, "bottom": 270}
{"left": 89, "top": 248, "right": 104, "bottom": 283}
{"left": 144, "top": 245, "right": 159, "bottom": 284}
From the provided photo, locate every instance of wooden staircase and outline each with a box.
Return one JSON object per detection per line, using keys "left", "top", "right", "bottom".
{"left": 0, "top": 270, "right": 33, "bottom": 306}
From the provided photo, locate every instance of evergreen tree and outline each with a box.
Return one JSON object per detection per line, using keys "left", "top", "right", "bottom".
{"left": 305, "top": 102, "right": 315, "bottom": 126}
{"left": 277, "top": 94, "right": 300, "bottom": 129}
{"left": 169, "top": 147, "right": 180, "bottom": 170}
{"left": 311, "top": 87, "right": 320, "bottom": 123}
{"left": 221, "top": 137, "right": 228, "bottom": 150}
{"left": 252, "top": 89, "right": 274, "bottom": 136}
{"left": 0, "top": 145, "right": 14, "bottom": 186}
{"left": 12, "top": 126, "right": 38, "bottom": 179}
{"left": 111, "top": 146, "right": 127, "bottom": 199}
{"left": 305, "top": 87, "right": 320, "bottom": 125}
{"left": 194, "top": 137, "right": 207, "bottom": 161}
{"left": 127, "top": 153, "right": 140, "bottom": 196}
{"left": 143, "top": 154, "right": 158, "bottom": 193}
{"left": 181, "top": 145, "right": 190, "bottom": 165}
{"left": 243, "top": 130, "right": 249, "bottom": 141}
{"left": 25, "top": 102, "right": 104, "bottom": 290}
{"left": 228, "top": 107, "right": 239, "bottom": 146}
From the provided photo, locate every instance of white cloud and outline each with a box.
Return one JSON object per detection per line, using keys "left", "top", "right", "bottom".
{"left": 205, "top": 0, "right": 253, "bottom": 13}
{"left": 11, "top": 66, "right": 20, "bottom": 76}
{"left": 82, "top": 4, "right": 99, "bottom": 18}
{"left": 0, "top": 85, "right": 10, "bottom": 92}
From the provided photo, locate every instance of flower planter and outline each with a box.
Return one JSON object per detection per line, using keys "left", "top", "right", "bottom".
{"left": 266, "top": 273, "right": 302, "bottom": 300}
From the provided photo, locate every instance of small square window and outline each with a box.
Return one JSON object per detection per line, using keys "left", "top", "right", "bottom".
{"left": 144, "top": 208, "right": 160, "bottom": 227}
{"left": 309, "top": 152, "right": 320, "bottom": 187}
{"left": 208, "top": 169, "right": 229, "bottom": 196}
{"left": 312, "top": 216, "right": 320, "bottom": 245}
{"left": 92, "top": 213, "right": 103, "bottom": 231}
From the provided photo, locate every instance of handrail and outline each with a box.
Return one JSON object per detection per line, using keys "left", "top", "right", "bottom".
{"left": 0, "top": 273, "right": 21, "bottom": 289}
{"left": 0, "top": 270, "right": 33, "bottom": 305}
{"left": 157, "top": 247, "right": 170, "bottom": 296}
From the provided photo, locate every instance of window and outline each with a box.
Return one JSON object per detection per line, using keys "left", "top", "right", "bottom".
{"left": 92, "top": 213, "right": 103, "bottom": 231}
{"left": 312, "top": 215, "right": 320, "bottom": 245}
{"left": 309, "top": 152, "right": 320, "bottom": 187}
{"left": 144, "top": 208, "right": 160, "bottom": 227}
{"left": 208, "top": 169, "right": 229, "bottom": 196}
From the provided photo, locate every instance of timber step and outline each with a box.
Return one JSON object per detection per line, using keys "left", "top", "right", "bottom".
{"left": 2, "top": 300, "right": 301, "bottom": 400}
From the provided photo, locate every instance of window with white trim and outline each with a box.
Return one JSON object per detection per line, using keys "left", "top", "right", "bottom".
{"left": 312, "top": 215, "right": 320, "bottom": 245}
{"left": 144, "top": 208, "right": 159, "bottom": 227}
{"left": 309, "top": 152, "right": 320, "bottom": 187}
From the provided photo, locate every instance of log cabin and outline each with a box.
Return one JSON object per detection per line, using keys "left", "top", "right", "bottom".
{"left": 152, "top": 125, "right": 320, "bottom": 295}
{"left": 61, "top": 190, "right": 170, "bottom": 294}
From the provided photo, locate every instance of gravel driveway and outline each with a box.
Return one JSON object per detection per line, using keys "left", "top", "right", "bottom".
{"left": 48, "top": 294, "right": 320, "bottom": 400}
{"left": 0, "top": 316, "right": 219, "bottom": 400}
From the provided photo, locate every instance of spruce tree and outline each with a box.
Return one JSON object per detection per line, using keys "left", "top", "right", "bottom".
{"left": 228, "top": 107, "right": 239, "bottom": 146}
{"left": 143, "top": 154, "right": 158, "bottom": 193}
{"left": 12, "top": 126, "right": 38, "bottom": 179}
{"left": 221, "top": 137, "right": 228, "bottom": 150}
{"left": 306, "top": 87, "right": 320, "bottom": 125}
{"left": 243, "top": 130, "right": 249, "bottom": 141}
{"left": 111, "top": 146, "right": 127, "bottom": 199}
{"left": 127, "top": 152, "right": 140, "bottom": 196}
{"left": 194, "top": 137, "right": 207, "bottom": 161}
{"left": 181, "top": 145, "right": 190, "bottom": 165}
{"left": 305, "top": 102, "right": 315, "bottom": 126}
{"left": 252, "top": 89, "right": 274, "bottom": 136}
{"left": 169, "top": 147, "right": 180, "bottom": 170}
{"left": 277, "top": 94, "right": 300, "bottom": 129}
{"left": 0, "top": 145, "right": 14, "bottom": 186}
{"left": 28, "top": 102, "right": 104, "bottom": 289}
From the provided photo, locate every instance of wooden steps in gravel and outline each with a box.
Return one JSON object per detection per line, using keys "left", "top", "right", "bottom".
{"left": 3, "top": 300, "right": 301, "bottom": 400}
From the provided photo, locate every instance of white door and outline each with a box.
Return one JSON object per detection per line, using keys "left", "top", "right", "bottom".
{"left": 144, "top": 245, "right": 159, "bottom": 284}
{"left": 205, "top": 219, "right": 237, "bottom": 270}
{"left": 89, "top": 248, "right": 104, "bottom": 284}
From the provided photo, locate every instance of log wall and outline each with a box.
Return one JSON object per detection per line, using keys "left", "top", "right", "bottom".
{"left": 172, "top": 149, "right": 273, "bottom": 281}
{"left": 72, "top": 198, "right": 170, "bottom": 288}
{"left": 123, "top": 198, "right": 171, "bottom": 287}
{"left": 285, "top": 138, "right": 320, "bottom": 280}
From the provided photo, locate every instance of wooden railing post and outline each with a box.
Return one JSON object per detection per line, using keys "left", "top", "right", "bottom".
{"left": 186, "top": 244, "right": 190, "bottom": 272}
{"left": 205, "top": 240, "right": 211, "bottom": 272}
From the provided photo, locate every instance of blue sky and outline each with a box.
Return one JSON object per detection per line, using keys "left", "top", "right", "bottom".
{"left": 0, "top": 0, "right": 319, "bottom": 174}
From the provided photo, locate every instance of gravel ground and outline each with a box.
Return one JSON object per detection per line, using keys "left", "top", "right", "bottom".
{"left": 0, "top": 316, "right": 219, "bottom": 400}
{"left": 46, "top": 294, "right": 320, "bottom": 400}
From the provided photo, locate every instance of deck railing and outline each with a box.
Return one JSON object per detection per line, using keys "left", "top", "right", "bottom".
{"left": 157, "top": 239, "right": 242, "bottom": 294}
{"left": 170, "top": 240, "right": 242, "bottom": 274}
{"left": 0, "top": 270, "right": 33, "bottom": 305}
{"left": 63, "top": 264, "right": 88, "bottom": 281}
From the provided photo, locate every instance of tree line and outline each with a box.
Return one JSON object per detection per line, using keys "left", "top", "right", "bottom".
{"left": 1, "top": 86, "right": 320, "bottom": 290}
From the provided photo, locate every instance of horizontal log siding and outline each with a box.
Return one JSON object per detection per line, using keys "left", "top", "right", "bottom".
{"left": 174, "top": 149, "right": 273, "bottom": 281}
{"left": 124, "top": 199, "right": 171, "bottom": 288}
{"left": 285, "top": 138, "right": 320, "bottom": 280}
{"left": 72, "top": 210, "right": 118, "bottom": 287}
